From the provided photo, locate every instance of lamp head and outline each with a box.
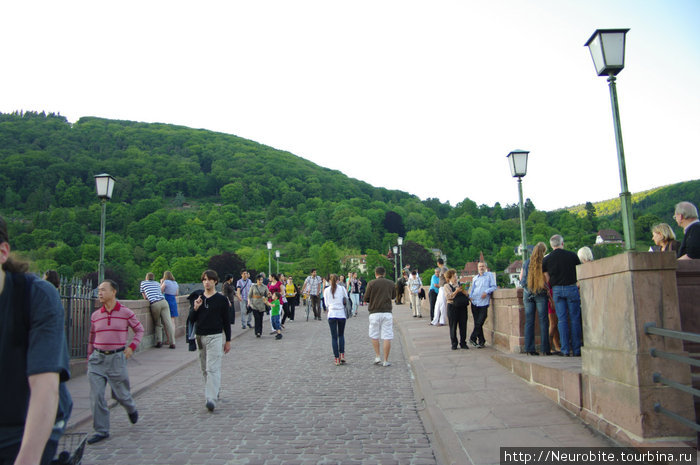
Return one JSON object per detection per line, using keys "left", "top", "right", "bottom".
{"left": 585, "top": 29, "right": 629, "bottom": 77}
{"left": 507, "top": 150, "right": 529, "bottom": 178}
{"left": 94, "top": 173, "right": 116, "bottom": 199}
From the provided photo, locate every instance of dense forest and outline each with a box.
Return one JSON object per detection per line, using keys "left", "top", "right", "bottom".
{"left": 1, "top": 111, "right": 697, "bottom": 298}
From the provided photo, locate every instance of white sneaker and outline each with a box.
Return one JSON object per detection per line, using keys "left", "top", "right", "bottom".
{"left": 382, "top": 361, "right": 391, "bottom": 367}
{"left": 373, "top": 357, "right": 382, "bottom": 365}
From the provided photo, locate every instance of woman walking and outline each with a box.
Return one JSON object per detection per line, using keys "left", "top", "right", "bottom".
{"left": 323, "top": 274, "right": 349, "bottom": 366}
{"left": 519, "top": 242, "right": 551, "bottom": 356}
{"left": 160, "top": 271, "right": 179, "bottom": 340}
{"left": 248, "top": 274, "right": 271, "bottom": 338}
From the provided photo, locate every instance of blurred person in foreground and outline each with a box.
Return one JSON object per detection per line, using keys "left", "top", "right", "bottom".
{"left": 0, "top": 216, "right": 72, "bottom": 465}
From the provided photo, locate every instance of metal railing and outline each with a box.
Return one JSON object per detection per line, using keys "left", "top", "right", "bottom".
{"left": 59, "top": 277, "right": 95, "bottom": 359}
{"left": 644, "top": 322, "right": 700, "bottom": 432}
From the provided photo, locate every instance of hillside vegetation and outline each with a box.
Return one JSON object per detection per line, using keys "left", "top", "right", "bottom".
{"left": 1, "top": 111, "right": 696, "bottom": 297}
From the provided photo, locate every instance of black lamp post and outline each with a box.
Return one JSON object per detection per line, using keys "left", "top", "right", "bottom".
{"left": 94, "top": 173, "right": 115, "bottom": 285}
{"left": 397, "top": 236, "right": 403, "bottom": 274}
{"left": 585, "top": 28, "right": 635, "bottom": 250}
{"left": 507, "top": 150, "right": 529, "bottom": 262}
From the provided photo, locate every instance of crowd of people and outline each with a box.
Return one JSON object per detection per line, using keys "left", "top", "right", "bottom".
{"left": 1, "top": 200, "right": 698, "bottom": 463}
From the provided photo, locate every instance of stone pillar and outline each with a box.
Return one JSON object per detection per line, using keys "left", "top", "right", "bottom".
{"left": 578, "top": 252, "right": 694, "bottom": 443}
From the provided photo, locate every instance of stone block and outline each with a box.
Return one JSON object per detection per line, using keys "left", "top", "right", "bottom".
{"left": 531, "top": 362, "right": 563, "bottom": 391}
{"left": 561, "top": 369, "right": 582, "bottom": 410}
{"left": 533, "top": 383, "right": 560, "bottom": 403}
{"left": 512, "top": 358, "right": 532, "bottom": 381}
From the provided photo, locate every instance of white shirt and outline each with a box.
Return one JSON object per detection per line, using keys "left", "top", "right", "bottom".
{"left": 323, "top": 285, "right": 348, "bottom": 319}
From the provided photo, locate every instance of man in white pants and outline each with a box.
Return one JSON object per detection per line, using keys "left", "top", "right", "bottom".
{"left": 192, "top": 270, "right": 231, "bottom": 412}
{"left": 363, "top": 267, "right": 396, "bottom": 367}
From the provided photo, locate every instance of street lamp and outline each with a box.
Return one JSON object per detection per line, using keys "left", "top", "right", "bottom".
{"left": 94, "top": 173, "right": 115, "bottom": 285}
{"left": 507, "top": 150, "right": 529, "bottom": 262}
{"left": 585, "top": 28, "right": 635, "bottom": 250}
{"left": 392, "top": 246, "right": 399, "bottom": 281}
{"left": 397, "top": 236, "right": 403, "bottom": 275}
{"left": 275, "top": 250, "right": 280, "bottom": 274}
{"left": 267, "top": 241, "right": 272, "bottom": 276}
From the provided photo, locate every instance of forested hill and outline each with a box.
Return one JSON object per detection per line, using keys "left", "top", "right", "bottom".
{"left": 0, "top": 111, "right": 697, "bottom": 298}
{"left": 0, "top": 111, "right": 414, "bottom": 209}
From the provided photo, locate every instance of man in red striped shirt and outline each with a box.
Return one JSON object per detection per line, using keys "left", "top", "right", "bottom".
{"left": 86, "top": 279, "right": 144, "bottom": 445}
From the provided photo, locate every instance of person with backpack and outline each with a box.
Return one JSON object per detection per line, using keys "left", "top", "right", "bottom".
{"left": 0, "top": 216, "right": 72, "bottom": 464}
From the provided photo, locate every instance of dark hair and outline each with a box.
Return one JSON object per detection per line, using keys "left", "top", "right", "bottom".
{"left": 310, "top": 268, "right": 317, "bottom": 273}
{"left": 201, "top": 269, "right": 219, "bottom": 283}
{"left": 0, "top": 216, "right": 29, "bottom": 273}
{"left": 104, "top": 279, "right": 119, "bottom": 293}
{"left": 437, "top": 258, "right": 444, "bottom": 266}
{"left": 224, "top": 273, "right": 233, "bottom": 282}
{"left": 44, "top": 270, "right": 60, "bottom": 288}
{"left": 256, "top": 273, "right": 265, "bottom": 281}
{"left": 375, "top": 266, "right": 386, "bottom": 276}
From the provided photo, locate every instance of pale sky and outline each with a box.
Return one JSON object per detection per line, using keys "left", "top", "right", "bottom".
{"left": 1, "top": 0, "right": 699, "bottom": 211}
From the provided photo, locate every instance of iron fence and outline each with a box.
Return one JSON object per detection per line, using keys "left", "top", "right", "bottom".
{"left": 59, "top": 277, "right": 95, "bottom": 359}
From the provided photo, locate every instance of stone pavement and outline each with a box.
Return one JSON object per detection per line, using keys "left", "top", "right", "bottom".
{"left": 65, "top": 303, "right": 613, "bottom": 465}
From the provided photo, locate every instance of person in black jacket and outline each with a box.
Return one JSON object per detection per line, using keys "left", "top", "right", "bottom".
{"left": 191, "top": 270, "right": 231, "bottom": 412}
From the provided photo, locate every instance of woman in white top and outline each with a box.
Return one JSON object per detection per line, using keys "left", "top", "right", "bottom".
{"left": 323, "top": 274, "right": 349, "bottom": 366}
{"left": 431, "top": 269, "right": 452, "bottom": 326}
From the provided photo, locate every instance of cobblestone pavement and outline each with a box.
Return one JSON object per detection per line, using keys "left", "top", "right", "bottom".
{"left": 79, "top": 312, "right": 437, "bottom": 465}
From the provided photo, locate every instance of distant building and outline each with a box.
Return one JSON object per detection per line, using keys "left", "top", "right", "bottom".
{"left": 458, "top": 251, "right": 486, "bottom": 285}
{"left": 342, "top": 255, "right": 367, "bottom": 273}
{"left": 596, "top": 229, "right": 624, "bottom": 246}
{"left": 505, "top": 260, "right": 523, "bottom": 287}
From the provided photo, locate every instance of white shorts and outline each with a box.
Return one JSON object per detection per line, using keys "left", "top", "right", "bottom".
{"left": 368, "top": 312, "right": 393, "bottom": 340}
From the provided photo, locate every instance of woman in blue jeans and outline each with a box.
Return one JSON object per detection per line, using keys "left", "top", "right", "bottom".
{"left": 519, "top": 242, "right": 551, "bottom": 356}
{"left": 323, "top": 274, "right": 348, "bottom": 366}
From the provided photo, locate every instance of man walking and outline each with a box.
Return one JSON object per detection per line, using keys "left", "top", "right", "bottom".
{"left": 542, "top": 234, "right": 582, "bottom": 357}
{"left": 468, "top": 262, "right": 497, "bottom": 348}
{"left": 302, "top": 269, "right": 323, "bottom": 320}
{"left": 140, "top": 272, "right": 174, "bottom": 348}
{"left": 364, "top": 266, "right": 396, "bottom": 367}
{"left": 236, "top": 270, "right": 253, "bottom": 329}
{"left": 87, "top": 279, "right": 144, "bottom": 444}
{"left": 674, "top": 201, "right": 700, "bottom": 260}
{"left": 193, "top": 270, "right": 231, "bottom": 412}
{"left": 0, "top": 216, "right": 72, "bottom": 465}
{"left": 428, "top": 268, "right": 440, "bottom": 321}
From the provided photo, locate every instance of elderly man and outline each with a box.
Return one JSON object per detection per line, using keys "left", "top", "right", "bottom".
{"left": 88, "top": 279, "right": 144, "bottom": 444}
{"left": 674, "top": 201, "right": 700, "bottom": 260}
{"left": 542, "top": 234, "right": 581, "bottom": 357}
{"left": 0, "top": 216, "right": 72, "bottom": 465}
{"left": 468, "top": 262, "right": 497, "bottom": 348}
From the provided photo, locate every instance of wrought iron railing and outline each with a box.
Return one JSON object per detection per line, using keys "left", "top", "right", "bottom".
{"left": 59, "top": 277, "right": 95, "bottom": 359}
{"left": 644, "top": 322, "right": 700, "bottom": 432}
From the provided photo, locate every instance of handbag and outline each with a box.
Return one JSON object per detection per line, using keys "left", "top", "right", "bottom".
{"left": 342, "top": 293, "right": 352, "bottom": 319}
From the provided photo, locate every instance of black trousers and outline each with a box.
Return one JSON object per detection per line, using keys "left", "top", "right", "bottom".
{"left": 428, "top": 290, "right": 438, "bottom": 321}
{"left": 470, "top": 304, "right": 488, "bottom": 345}
{"left": 253, "top": 309, "right": 265, "bottom": 335}
{"left": 447, "top": 303, "right": 468, "bottom": 348}
{"left": 282, "top": 301, "right": 295, "bottom": 324}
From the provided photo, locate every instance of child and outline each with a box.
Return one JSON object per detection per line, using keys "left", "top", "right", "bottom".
{"left": 270, "top": 292, "right": 283, "bottom": 340}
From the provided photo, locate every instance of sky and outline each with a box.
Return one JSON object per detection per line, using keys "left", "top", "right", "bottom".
{"left": 1, "top": 0, "right": 699, "bottom": 211}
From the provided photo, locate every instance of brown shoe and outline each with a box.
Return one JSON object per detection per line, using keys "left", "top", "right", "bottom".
{"left": 169, "top": 344, "right": 176, "bottom": 349}
{"left": 155, "top": 342, "right": 162, "bottom": 348}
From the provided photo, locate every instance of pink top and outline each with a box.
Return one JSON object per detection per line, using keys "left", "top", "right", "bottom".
{"left": 88, "top": 301, "right": 144, "bottom": 356}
